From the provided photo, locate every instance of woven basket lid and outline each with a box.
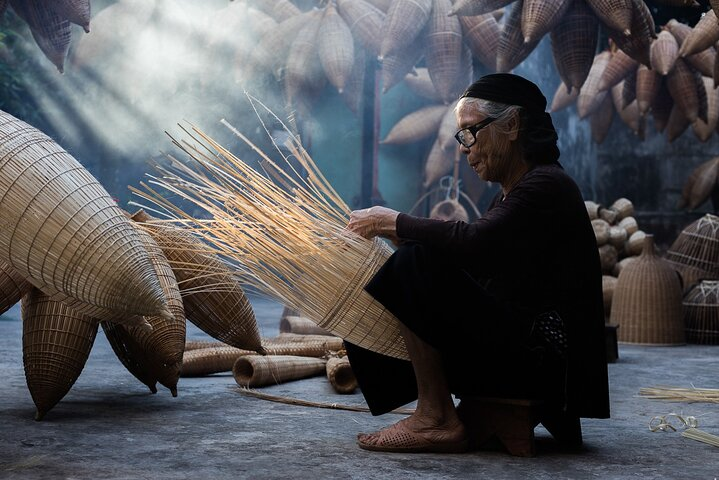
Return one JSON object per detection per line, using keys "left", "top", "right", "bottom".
{"left": 0, "top": 111, "right": 171, "bottom": 320}
{"left": 612, "top": 235, "right": 685, "bottom": 345}
{"left": 683, "top": 280, "right": 719, "bottom": 345}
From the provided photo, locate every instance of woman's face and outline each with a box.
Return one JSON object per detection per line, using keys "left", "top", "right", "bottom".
{"left": 455, "top": 102, "right": 515, "bottom": 183}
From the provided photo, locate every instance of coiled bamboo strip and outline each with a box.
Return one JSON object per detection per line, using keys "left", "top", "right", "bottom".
{"left": 326, "top": 356, "right": 357, "bottom": 394}
{"left": 550, "top": 0, "right": 598, "bottom": 93}
{"left": 233, "top": 355, "right": 327, "bottom": 387}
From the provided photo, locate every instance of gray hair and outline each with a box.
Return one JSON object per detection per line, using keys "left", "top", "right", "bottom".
{"left": 454, "top": 97, "right": 522, "bottom": 145}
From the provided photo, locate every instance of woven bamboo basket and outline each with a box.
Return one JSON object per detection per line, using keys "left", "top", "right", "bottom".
{"left": 521, "top": 0, "right": 571, "bottom": 44}
{"left": 233, "top": 355, "right": 327, "bottom": 387}
{"left": 665, "top": 214, "right": 719, "bottom": 290}
{"left": 636, "top": 64, "right": 661, "bottom": 115}
{"left": 0, "top": 259, "right": 32, "bottom": 316}
{"left": 598, "top": 49, "right": 638, "bottom": 92}
{"left": 666, "top": 19, "right": 714, "bottom": 77}
{"left": 592, "top": 219, "right": 611, "bottom": 245}
{"left": 599, "top": 244, "right": 619, "bottom": 273}
{"left": 650, "top": 30, "right": 679, "bottom": 76}
{"left": 336, "top": 0, "right": 384, "bottom": 56}
{"left": 22, "top": 288, "right": 98, "bottom": 420}
{"left": 497, "top": 1, "right": 541, "bottom": 73}
{"left": 381, "top": 38, "right": 425, "bottom": 93}
{"left": 429, "top": 199, "right": 469, "bottom": 222}
{"left": 589, "top": 89, "right": 614, "bottom": 145}
{"left": 366, "top": 0, "right": 391, "bottom": 13}
{"left": 549, "top": 0, "right": 598, "bottom": 94}
{"left": 693, "top": 76, "right": 719, "bottom": 142}
{"left": 280, "top": 315, "right": 334, "bottom": 336}
{"left": 611, "top": 198, "right": 634, "bottom": 221}
{"left": 0, "top": 111, "right": 171, "bottom": 320}
{"left": 326, "top": 356, "right": 357, "bottom": 394}
{"left": 716, "top": 43, "right": 719, "bottom": 88}
{"left": 285, "top": 15, "right": 325, "bottom": 117}
{"left": 651, "top": 80, "right": 673, "bottom": 132}
{"left": 602, "top": 274, "right": 618, "bottom": 316}
{"left": 613, "top": 256, "right": 637, "bottom": 277}
{"left": 181, "top": 346, "right": 254, "bottom": 377}
{"left": 612, "top": 235, "right": 685, "bottom": 345}
{"left": 404, "top": 68, "right": 442, "bottom": 101}
{"left": 9, "top": 0, "right": 72, "bottom": 72}
{"left": 449, "top": 0, "right": 514, "bottom": 16}
{"left": 586, "top": 0, "right": 632, "bottom": 35}
{"left": 426, "top": 0, "right": 463, "bottom": 103}
{"left": 244, "top": 0, "right": 300, "bottom": 23}
{"left": 609, "top": 226, "right": 628, "bottom": 249}
{"left": 607, "top": 0, "right": 655, "bottom": 68}
{"left": 612, "top": 84, "right": 643, "bottom": 137}
{"left": 130, "top": 210, "right": 261, "bottom": 352}
{"left": 424, "top": 138, "right": 455, "bottom": 188}
{"left": 380, "top": 0, "right": 432, "bottom": 59}
{"left": 678, "top": 157, "right": 719, "bottom": 210}
{"left": 626, "top": 230, "right": 647, "bottom": 256}
{"left": 265, "top": 334, "right": 345, "bottom": 347}
{"left": 382, "top": 105, "right": 448, "bottom": 145}
{"left": 459, "top": 13, "right": 500, "bottom": 72}
{"left": 667, "top": 54, "right": 703, "bottom": 123}
{"left": 437, "top": 101, "right": 460, "bottom": 151}
{"left": 713, "top": 0, "right": 719, "bottom": 17}
{"left": 185, "top": 340, "right": 226, "bottom": 351}
{"left": 318, "top": 3, "right": 355, "bottom": 93}
{"left": 453, "top": 43, "right": 474, "bottom": 100}
{"left": 551, "top": 82, "right": 579, "bottom": 112}
{"left": 679, "top": 10, "right": 719, "bottom": 57}
{"left": 101, "top": 321, "right": 158, "bottom": 394}
{"left": 619, "top": 216, "right": 638, "bottom": 235}
{"left": 621, "top": 69, "right": 638, "bottom": 111}
{"left": 338, "top": 44, "right": 366, "bottom": 115}
{"left": 48, "top": 0, "right": 91, "bottom": 32}
{"left": 666, "top": 103, "right": 691, "bottom": 142}
{"left": 577, "top": 51, "right": 611, "bottom": 118}
{"left": 683, "top": 280, "right": 719, "bottom": 344}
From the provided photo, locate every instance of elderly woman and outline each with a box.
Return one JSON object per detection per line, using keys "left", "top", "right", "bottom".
{"left": 345, "top": 73, "right": 609, "bottom": 453}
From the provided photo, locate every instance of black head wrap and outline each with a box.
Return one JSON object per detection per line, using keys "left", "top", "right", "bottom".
{"left": 460, "top": 73, "right": 560, "bottom": 166}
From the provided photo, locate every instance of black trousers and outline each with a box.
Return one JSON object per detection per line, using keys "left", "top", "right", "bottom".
{"left": 345, "top": 242, "right": 562, "bottom": 416}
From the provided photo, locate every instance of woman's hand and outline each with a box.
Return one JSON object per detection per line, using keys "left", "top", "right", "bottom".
{"left": 346, "top": 206, "right": 400, "bottom": 240}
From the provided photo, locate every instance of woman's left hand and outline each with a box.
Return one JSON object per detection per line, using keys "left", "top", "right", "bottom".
{"left": 346, "top": 206, "right": 400, "bottom": 240}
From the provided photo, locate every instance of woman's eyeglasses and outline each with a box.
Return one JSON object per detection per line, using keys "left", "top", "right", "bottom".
{"left": 454, "top": 117, "right": 497, "bottom": 148}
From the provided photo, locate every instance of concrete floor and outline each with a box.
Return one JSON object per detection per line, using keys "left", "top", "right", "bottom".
{"left": 1, "top": 296, "right": 718, "bottom": 480}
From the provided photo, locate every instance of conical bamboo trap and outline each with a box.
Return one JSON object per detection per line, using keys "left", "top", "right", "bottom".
{"left": 101, "top": 320, "right": 159, "bottom": 394}
{"left": 677, "top": 157, "right": 719, "bottom": 211}
{"left": 497, "top": 0, "right": 541, "bottom": 73}
{"left": 683, "top": 280, "right": 719, "bottom": 344}
{"left": 22, "top": 288, "right": 98, "bottom": 420}
{"left": 0, "top": 110, "right": 171, "bottom": 321}
{"left": 233, "top": 355, "right": 327, "bottom": 387}
{"left": 336, "top": 0, "right": 385, "bottom": 56}
{"left": 318, "top": 3, "right": 354, "bottom": 93}
{"left": 665, "top": 214, "right": 719, "bottom": 291}
{"left": 0, "top": 259, "right": 32, "bottom": 316}
{"left": 426, "top": 0, "right": 463, "bottom": 103}
{"left": 380, "top": 0, "right": 432, "bottom": 59}
{"left": 132, "top": 100, "right": 409, "bottom": 361}
{"left": 9, "top": 0, "right": 72, "bottom": 72}
{"left": 521, "top": 0, "right": 571, "bottom": 44}
{"left": 459, "top": 13, "right": 500, "bottom": 72}
{"left": 550, "top": 0, "right": 598, "bottom": 94}
{"left": 650, "top": 30, "right": 679, "bottom": 75}
{"left": 49, "top": 0, "right": 91, "bottom": 32}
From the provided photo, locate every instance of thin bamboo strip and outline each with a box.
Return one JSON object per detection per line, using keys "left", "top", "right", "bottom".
{"left": 550, "top": 82, "right": 579, "bottom": 112}
{"left": 0, "top": 259, "right": 32, "bottom": 316}
{"left": 693, "top": 76, "right": 719, "bottom": 142}
{"left": 651, "top": 30, "right": 679, "bottom": 75}
{"left": 665, "top": 214, "right": 719, "bottom": 290}
{"left": 679, "top": 9, "right": 719, "bottom": 57}
{"left": 449, "top": 0, "right": 515, "bottom": 17}
{"left": 326, "top": 356, "right": 357, "bottom": 394}
{"left": 636, "top": 64, "right": 661, "bottom": 115}
{"left": 683, "top": 281, "right": 719, "bottom": 344}
{"left": 132, "top": 106, "right": 409, "bottom": 360}
{"left": 550, "top": 0, "right": 598, "bottom": 93}
{"left": 577, "top": 51, "right": 611, "bottom": 118}
{"left": 682, "top": 428, "right": 719, "bottom": 448}
{"left": 497, "top": 0, "right": 541, "bottom": 73}
{"left": 639, "top": 386, "right": 719, "bottom": 403}
{"left": 22, "top": 288, "right": 98, "bottom": 420}
{"left": 101, "top": 320, "right": 158, "bottom": 394}
{"left": 9, "top": 0, "right": 72, "bottom": 72}
{"left": 336, "top": 0, "right": 384, "bottom": 56}
{"left": 521, "top": 0, "right": 571, "bottom": 44}
{"left": 0, "top": 110, "right": 171, "bottom": 320}
{"left": 49, "top": 0, "right": 91, "bottom": 32}
{"left": 233, "top": 355, "right": 327, "bottom": 387}
{"left": 586, "top": 0, "right": 632, "bottom": 35}
{"left": 381, "top": 105, "right": 448, "bottom": 144}
{"left": 318, "top": 3, "right": 355, "bottom": 93}
{"left": 459, "top": 12, "right": 500, "bottom": 72}
{"left": 380, "top": 0, "right": 432, "bottom": 59}
{"left": 426, "top": 0, "right": 463, "bottom": 103}
{"left": 279, "top": 315, "right": 334, "bottom": 336}
{"left": 599, "top": 49, "right": 638, "bottom": 92}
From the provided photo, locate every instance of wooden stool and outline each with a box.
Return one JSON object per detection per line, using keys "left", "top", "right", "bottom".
{"left": 456, "top": 397, "right": 582, "bottom": 457}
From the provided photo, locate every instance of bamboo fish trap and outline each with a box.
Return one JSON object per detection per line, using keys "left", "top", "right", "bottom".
{"left": 0, "top": 110, "right": 172, "bottom": 321}
{"left": 233, "top": 355, "right": 327, "bottom": 387}
{"left": 0, "top": 259, "right": 32, "bottom": 316}
{"left": 133, "top": 100, "right": 409, "bottom": 360}
{"left": 381, "top": 104, "right": 448, "bottom": 145}
{"left": 650, "top": 30, "right": 679, "bottom": 76}
{"left": 497, "top": 0, "right": 541, "bottom": 73}
{"left": 683, "top": 280, "right": 719, "bottom": 344}
{"left": 380, "top": 0, "right": 432, "bottom": 59}
{"left": 326, "top": 356, "right": 357, "bottom": 394}
{"left": 550, "top": 0, "right": 598, "bottom": 94}
{"left": 522, "top": 0, "right": 572, "bottom": 44}
{"left": 280, "top": 315, "right": 334, "bottom": 336}
{"left": 336, "top": 0, "right": 384, "bottom": 57}
{"left": 9, "top": 0, "right": 72, "bottom": 72}
{"left": 426, "top": 0, "right": 463, "bottom": 103}
{"left": 449, "top": 0, "right": 514, "bottom": 17}
{"left": 318, "top": 3, "right": 354, "bottom": 93}
{"left": 459, "top": 13, "right": 500, "bottom": 72}
{"left": 49, "top": 0, "right": 91, "bottom": 32}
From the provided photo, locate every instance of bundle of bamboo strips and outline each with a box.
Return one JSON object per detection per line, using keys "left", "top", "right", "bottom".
{"left": 639, "top": 386, "right": 719, "bottom": 403}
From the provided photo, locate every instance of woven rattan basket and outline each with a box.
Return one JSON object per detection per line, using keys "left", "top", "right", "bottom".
{"left": 665, "top": 214, "right": 719, "bottom": 291}
{"left": 459, "top": 13, "right": 499, "bottom": 72}
{"left": 683, "top": 280, "right": 719, "bottom": 344}
{"left": 578, "top": 51, "right": 611, "bottom": 118}
{"left": 586, "top": 0, "right": 632, "bottom": 34}
{"left": 650, "top": 30, "right": 679, "bottom": 75}
{"left": 233, "top": 355, "right": 327, "bottom": 387}
{"left": 50, "top": 0, "right": 91, "bottom": 31}
{"left": 606, "top": 0, "right": 655, "bottom": 68}
{"left": 22, "top": 288, "right": 98, "bottom": 420}
{"left": 679, "top": 9, "right": 719, "bottom": 57}
{"left": 449, "top": 0, "right": 513, "bottom": 16}
{"left": 0, "top": 111, "right": 171, "bottom": 320}
{"left": 9, "top": 0, "right": 72, "bottom": 72}
{"left": 130, "top": 210, "right": 261, "bottom": 352}
{"left": 522, "top": 0, "right": 571, "bottom": 44}
{"left": 318, "top": 3, "right": 354, "bottom": 93}
{"left": 612, "top": 235, "right": 685, "bottom": 345}
{"left": 636, "top": 65, "right": 660, "bottom": 116}
{"left": 326, "top": 356, "right": 357, "bottom": 394}
{"left": 0, "top": 259, "right": 32, "bottom": 316}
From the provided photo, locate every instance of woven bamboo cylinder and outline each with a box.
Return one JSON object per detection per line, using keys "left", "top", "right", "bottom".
{"left": 626, "top": 230, "right": 647, "bottom": 256}
{"left": 585, "top": 201, "right": 601, "bottom": 220}
{"left": 607, "top": 0, "right": 655, "bottom": 68}
{"left": 602, "top": 274, "right": 618, "bottom": 316}
{"left": 251, "top": 10, "right": 316, "bottom": 80}
{"left": 666, "top": 19, "right": 715, "bottom": 77}
{"left": 599, "top": 49, "right": 638, "bottom": 92}
{"left": 336, "top": 0, "right": 384, "bottom": 56}
{"left": 521, "top": 0, "right": 571, "bottom": 44}
{"left": 621, "top": 69, "right": 638, "bottom": 111}
{"left": 380, "top": 0, "right": 432, "bottom": 59}
{"left": 0, "top": 259, "right": 32, "bottom": 316}
{"left": 131, "top": 206, "right": 261, "bottom": 355}
{"left": 612, "top": 235, "right": 685, "bottom": 345}
{"left": 611, "top": 198, "right": 634, "bottom": 221}
{"left": 233, "top": 355, "right": 327, "bottom": 387}
{"left": 599, "top": 244, "right": 619, "bottom": 273}
{"left": 586, "top": 0, "right": 632, "bottom": 35}
{"left": 683, "top": 280, "right": 719, "bottom": 344}
{"left": 426, "top": 0, "right": 463, "bottom": 103}
{"left": 181, "top": 346, "right": 254, "bottom": 377}
{"left": 550, "top": 0, "right": 598, "bottom": 93}
{"left": 424, "top": 138, "right": 455, "bottom": 188}
{"left": 460, "top": 13, "right": 500, "bottom": 72}
{"left": 650, "top": 30, "right": 679, "bottom": 75}
{"left": 678, "top": 157, "right": 719, "bottom": 210}
{"left": 551, "top": 82, "right": 579, "bottom": 112}
{"left": 713, "top": 0, "right": 719, "bottom": 17}
{"left": 429, "top": 199, "right": 469, "bottom": 222}
{"left": 609, "top": 226, "right": 628, "bottom": 250}
{"left": 619, "top": 216, "right": 638, "bottom": 235}
{"left": 636, "top": 64, "right": 661, "bottom": 115}
{"left": 48, "top": 0, "right": 91, "bottom": 32}
{"left": 449, "top": 0, "right": 515, "bottom": 16}
{"left": 326, "top": 357, "right": 357, "bottom": 394}
{"left": 185, "top": 340, "right": 226, "bottom": 351}
{"left": 0, "top": 111, "right": 171, "bottom": 320}
{"left": 265, "top": 333, "right": 344, "bottom": 346}
{"left": 280, "top": 315, "right": 334, "bottom": 336}
{"left": 693, "top": 76, "right": 719, "bottom": 142}
{"left": 666, "top": 103, "right": 691, "bottom": 142}
{"left": 577, "top": 51, "right": 611, "bottom": 118}
{"left": 22, "top": 288, "right": 98, "bottom": 420}
{"left": 679, "top": 10, "right": 719, "bottom": 58}
{"left": 592, "top": 219, "right": 611, "bottom": 245}
{"left": 101, "top": 321, "right": 158, "bottom": 394}
{"left": 381, "top": 38, "right": 425, "bottom": 93}
{"left": 244, "top": 0, "right": 300, "bottom": 23}
{"left": 9, "top": 0, "right": 72, "bottom": 72}
{"left": 665, "top": 214, "right": 719, "bottom": 291}
{"left": 497, "top": 1, "right": 541, "bottom": 73}
{"left": 613, "top": 256, "right": 637, "bottom": 277}
{"left": 651, "top": 80, "right": 673, "bottom": 132}
{"left": 318, "top": 4, "right": 355, "bottom": 93}
{"left": 382, "top": 105, "right": 448, "bottom": 144}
